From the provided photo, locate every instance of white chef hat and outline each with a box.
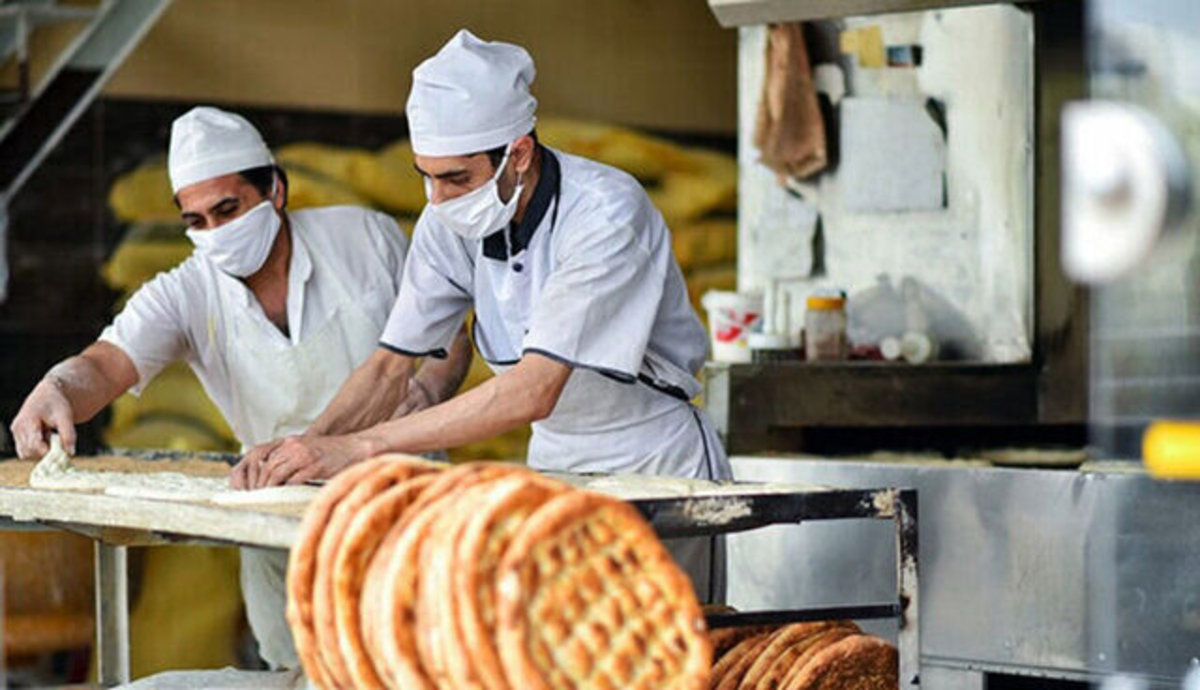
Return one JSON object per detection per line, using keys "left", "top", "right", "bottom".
{"left": 406, "top": 29, "right": 538, "bottom": 157}
{"left": 168, "top": 106, "right": 275, "bottom": 193}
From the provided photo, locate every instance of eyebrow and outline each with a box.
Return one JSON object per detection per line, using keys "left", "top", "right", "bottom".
{"left": 180, "top": 195, "right": 239, "bottom": 223}
{"left": 207, "top": 196, "right": 239, "bottom": 214}
{"left": 412, "top": 163, "right": 470, "bottom": 181}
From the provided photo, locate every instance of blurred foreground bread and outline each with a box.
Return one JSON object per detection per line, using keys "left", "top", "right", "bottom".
{"left": 288, "top": 459, "right": 711, "bottom": 689}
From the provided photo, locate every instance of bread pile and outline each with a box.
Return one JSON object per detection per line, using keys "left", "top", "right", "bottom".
{"left": 706, "top": 620, "right": 897, "bottom": 689}
{"left": 286, "top": 456, "right": 712, "bottom": 689}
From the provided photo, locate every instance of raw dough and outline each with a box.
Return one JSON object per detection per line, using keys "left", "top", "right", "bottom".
{"left": 31, "top": 435, "right": 228, "bottom": 499}
{"left": 210, "top": 485, "right": 321, "bottom": 506}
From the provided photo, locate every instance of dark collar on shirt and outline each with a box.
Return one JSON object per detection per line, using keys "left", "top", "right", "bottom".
{"left": 483, "top": 144, "right": 560, "bottom": 261}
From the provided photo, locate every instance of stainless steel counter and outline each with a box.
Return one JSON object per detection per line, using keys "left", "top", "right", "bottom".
{"left": 728, "top": 456, "right": 1200, "bottom": 687}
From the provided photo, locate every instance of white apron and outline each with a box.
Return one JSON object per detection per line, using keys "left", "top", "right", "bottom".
{"left": 481, "top": 356, "right": 729, "bottom": 603}
{"left": 222, "top": 231, "right": 382, "bottom": 670}
{"left": 476, "top": 326, "right": 730, "bottom": 482}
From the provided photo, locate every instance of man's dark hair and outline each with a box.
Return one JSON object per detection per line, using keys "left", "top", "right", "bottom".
{"left": 481, "top": 128, "right": 539, "bottom": 169}
{"left": 239, "top": 164, "right": 289, "bottom": 207}
{"left": 170, "top": 164, "right": 289, "bottom": 209}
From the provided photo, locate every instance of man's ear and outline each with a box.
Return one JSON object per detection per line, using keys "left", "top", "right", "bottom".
{"left": 513, "top": 135, "right": 537, "bottom": 175}
{"left": 271, "top": 170, "right": 288, "bottom": 210}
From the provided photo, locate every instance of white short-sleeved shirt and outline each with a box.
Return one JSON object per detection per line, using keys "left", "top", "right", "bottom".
{"left": 380, "top": 147, "right": 722, "bottom": 477}
{"left": 100, "top": 205, "right": 407, "bottom": 415}
{"left": 381, "top": 146, "right": 706, "bottom": 394}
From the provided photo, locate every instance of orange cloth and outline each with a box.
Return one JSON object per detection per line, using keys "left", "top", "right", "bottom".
{"left": 754, "top": 23, "right": 827, "bottom": 180}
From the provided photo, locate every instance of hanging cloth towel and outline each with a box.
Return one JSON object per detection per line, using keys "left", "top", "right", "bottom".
{"left": 754, "top": 22, "right": 828, "bottom": 181}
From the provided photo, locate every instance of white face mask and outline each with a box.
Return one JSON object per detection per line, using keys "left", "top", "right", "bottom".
{"left": 185, "top": 197, "right": 282, "bottom": 277}
{"left": 425, "top": 145, "right": 524, "bottom": 240}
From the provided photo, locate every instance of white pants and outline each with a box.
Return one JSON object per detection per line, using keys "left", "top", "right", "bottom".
{"left": 239, "top": 548, "right": 298, "bottom": 670}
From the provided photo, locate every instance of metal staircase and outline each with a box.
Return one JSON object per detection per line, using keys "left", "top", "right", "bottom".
{"left": 0, "top": 0, "right": 171, "bottom": 302}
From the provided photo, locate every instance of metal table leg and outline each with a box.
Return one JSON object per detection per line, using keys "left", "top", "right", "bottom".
{"left": 895, "top": 489, "right": 921, "bottom": 688}
{"left": 95, "top": 542, "right": 130, "bottom": 687}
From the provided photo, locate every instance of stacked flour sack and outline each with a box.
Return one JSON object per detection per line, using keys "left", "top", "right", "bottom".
{"left": 286, "top": 456, "right": 712, "bottom": 689}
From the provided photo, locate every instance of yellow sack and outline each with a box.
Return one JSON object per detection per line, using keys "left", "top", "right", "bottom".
{"left": 128, "top": 546, "right": 242, "bottom": 679}
{"left": 679, "top": 147, "right": 738, "bottom": 214}
{"left": 277, "top": 141, "right": 427, "bottom": 215}
{"left": 672, "top": 219, "right": 738, "bottom": 272}
{"left": 685, "top": 263, "right": 738, "bottom": 310}
{"left": 367, "top": 140, "right": 428, "bottom": 214}
{"left": 108, "top": 363, "right": 235, "bottom": 443}
{"left": 442, "top": 346, "right": 531, "bottom": 462}
{"left": 108, "top": 159, "right": 177, "bottom": 224}
{"left": 650, "top": 149, "right": 737, "bottom": 226}
{"left": 281, "top": 164, "right": 370, "bottom": 210}
{"left": 539, "top": 118, "right": 696, "bottom": 183}
{"left": 103, "top": 417, "right": 235, "bottom": 453}
{"left": 101, "top": 222, "right": 192, "bottom": 293}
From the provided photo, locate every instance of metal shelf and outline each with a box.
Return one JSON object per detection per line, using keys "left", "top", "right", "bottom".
{"left": 704, "top": 360, "right": 1048, "bottom": 452}
{"left": 630, "top": 485, "right": 920, "bottom": 688}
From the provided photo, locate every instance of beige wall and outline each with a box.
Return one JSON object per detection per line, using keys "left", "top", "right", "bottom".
{"left": 104, "top": 0, "right": 737, "bottom": 134}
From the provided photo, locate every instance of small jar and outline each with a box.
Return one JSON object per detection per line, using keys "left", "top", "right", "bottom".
{"left": 805, "top": 295, "right": 847, "bottom": 361}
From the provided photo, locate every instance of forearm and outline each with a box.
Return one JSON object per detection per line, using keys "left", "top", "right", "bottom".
{"left": 411, "top": 328, "right": 473, "bottom": 406}
{"left": 354, "top": 356, "right": 566, "bottom": 455}
{"left": 307, "top": 348, "right": 413, "bottom": 436}
{"left": 48, "top": 346, "right": 134, "bottom": 422}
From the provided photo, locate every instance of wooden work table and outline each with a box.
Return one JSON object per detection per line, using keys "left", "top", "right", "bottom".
{"left": 0, "top": 456, "right": 919, "bottom": 688}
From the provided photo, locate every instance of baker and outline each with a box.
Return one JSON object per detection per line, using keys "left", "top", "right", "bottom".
{"left": 7, "top": 106, "right": 472, "bottom": 669}
{"left": 247, "top": 30, "right": 732, "bottom": 590}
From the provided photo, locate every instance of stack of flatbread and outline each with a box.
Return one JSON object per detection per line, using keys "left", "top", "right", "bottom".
{"left": 706, "top": 619, "right": 897, "bottom": 689}
{"left": 286, "top": 456, "right": 712, "bottom": 689}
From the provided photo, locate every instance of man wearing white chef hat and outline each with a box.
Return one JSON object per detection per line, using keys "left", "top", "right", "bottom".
{"left": 248, "top": 30, "right": 731, "bottom": 592}
{"left": 9, "top": 105, "right": 472, "bottom": 668}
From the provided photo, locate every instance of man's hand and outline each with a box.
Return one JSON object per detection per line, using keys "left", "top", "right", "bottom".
{"left": 9, "top": 343, "right": 137, "bottom": 460}
{"left": 10, "top": 378, "right": 76, "bottom": 459}
{"left": 231, "top": 438, "right": 287, "bottom": 489}
{"left": 252, "top": 435, "right": 372, "bottom": 488}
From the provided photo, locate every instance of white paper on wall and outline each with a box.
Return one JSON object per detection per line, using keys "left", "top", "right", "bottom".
{"left": 840, "top": 97, "right": 947, "bottom": 213}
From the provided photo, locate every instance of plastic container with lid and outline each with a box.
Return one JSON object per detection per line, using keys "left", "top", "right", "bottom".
{"left": 701, "top": 290, "right": 763, "bottom": 363}
{"left": 805, "top": 294, "right": 847, "bottom": 361}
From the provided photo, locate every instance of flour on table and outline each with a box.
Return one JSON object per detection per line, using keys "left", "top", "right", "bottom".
{"left": 31, "top": 435, "right": 228, "bottom": 500}
{"left": 210, "top": 485, "right": 319, "bottom": 505}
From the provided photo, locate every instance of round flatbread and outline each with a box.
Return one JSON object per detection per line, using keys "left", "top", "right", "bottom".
{"left": 313, "top": 458, "right": 444, "bottom": 688}
{"left": 707, "top": 625, "right": 778, "bottom": 663}
{"left": 711, "top": 632, "right": 771, "bottom": 690}
{"left": 496, "top": 491, "right": 711, "bottom": 690}
{"left": 416, "top": 482, "right": 497, "bottom": 687}
{"left": 451, "top": 474, "right": 567, "bottom": 690}
{"left": 371, "top": 463, "right": 526, "bottom": 690}
{"left": 739, "top": 622, "right": 845, "bottom": 689}
{"left": 758, "top": 625, "right": 857, "bottom": 690}
{"left": 783, "top": 635, "right": 897, "bottom": 690}
{"left": 287, "top": 456, "right": 438, "bottom": 689}
{"left": 332, "top": 474, "right": 435, "bottom": 690}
